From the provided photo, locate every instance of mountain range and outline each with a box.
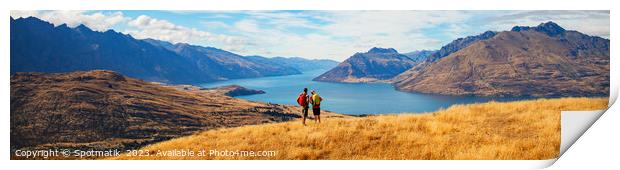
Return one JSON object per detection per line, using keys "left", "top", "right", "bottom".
{"left": 142, "top": 39, "right": 301, "bottom": 79}
{"left": 403, "top": 50, "right": 436, "bottom": 62}
{"left": 394, "top": 22, "right": 609, "bottom": 97}
{"left": 263, "top": 56, "right": 339, "bottom": 71}
{"left": 10, "top": 17, "right": 336, "bottom": 84}
{"left": 316, "top": 22, "right": 609, "bottom": 97}
{"left": 10, "top": 16, "right": 610, "bottom": 97}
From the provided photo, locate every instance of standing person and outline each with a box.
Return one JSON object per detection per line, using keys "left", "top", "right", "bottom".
{"left": 296, "top": 88, "right": 310, "bottom": 126}
{"left": 310, "top": 90, "right": 323, "bottom": 124}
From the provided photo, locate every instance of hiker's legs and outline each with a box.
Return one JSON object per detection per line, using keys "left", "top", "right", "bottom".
{"left": 317, "top": 108, "right": 321, "bottom": 123}
{"left": 313, "top": 108, "right": 321, "bottom": 123}
{"left": 302, "top": 107, "right": 308, "bottom": 125}
{"left": 312, "top": 108, "right": 316, "bottom": 122}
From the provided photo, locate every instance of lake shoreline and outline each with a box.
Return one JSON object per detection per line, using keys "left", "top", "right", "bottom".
{"left": 200, "top": 69, "right": 532, "bottom": 115}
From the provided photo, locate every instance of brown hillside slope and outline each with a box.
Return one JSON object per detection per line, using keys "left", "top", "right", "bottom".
{"left": 10, "top": 70, "right": 341, "bottom": 152}
{"left": 111, "top": 97, "right": 607, "bottom": 160}
{"left": 393, "top": 22, "right": 609, "bottom": 97}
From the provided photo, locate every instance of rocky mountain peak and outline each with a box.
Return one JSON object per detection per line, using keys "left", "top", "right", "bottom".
{"left": 75, "top": 24, "right": 91, "bottom": 31}
{"left": 535, "top": 21, "right": 566, "bottom": 36}
{"left": 511, "top": 21, "right": 566, "bottom": 36}
{"left": 368, "top": 47, "right": 398, "bottom": 54}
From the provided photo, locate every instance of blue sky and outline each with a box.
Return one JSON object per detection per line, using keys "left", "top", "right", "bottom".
{"left": 11, "top": 10, "right": 610, "bottom": 61}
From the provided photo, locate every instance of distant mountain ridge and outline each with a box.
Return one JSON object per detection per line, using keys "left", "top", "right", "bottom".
{"left": 141, "top": 38, "right": 338, "bottom": 72}
{"left": 313, "top": 47, "right": 418, "bottom": 83}
{"left": 426, "top": 31, "right": 497, "bottom": 62}
{"left": 143, "top": 39, "right": 301, "bottom": 79}
{"left": 403, "top": 50, "right": 436, "bottom": 62}
{"left": 267, "top": 57, "right": 339, "bottom": 71}
{"left": 393, "top": 21, "right": 610, "bottom": 97}
{"left": 10, "top": 16, "right": 316, "bottom": 84}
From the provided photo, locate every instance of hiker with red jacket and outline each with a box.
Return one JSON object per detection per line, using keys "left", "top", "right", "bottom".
{"left": 296, "top": 88, "right": 310, "bottom": 126}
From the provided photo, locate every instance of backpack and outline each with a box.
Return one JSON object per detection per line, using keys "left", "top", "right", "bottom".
{"left": 312, "top": 94, "right": 321, "bottom": 106}
{"left": 297, "top": 93, "right": 308, "bottom": 106}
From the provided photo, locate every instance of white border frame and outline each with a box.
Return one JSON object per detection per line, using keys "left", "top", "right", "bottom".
{"left": 2, "top": 0, "right": 617, "bottom": 169}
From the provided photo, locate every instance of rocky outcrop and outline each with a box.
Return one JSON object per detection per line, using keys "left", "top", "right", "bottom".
{"left": 203, "top": 85, "right": 266, "bottom": 97}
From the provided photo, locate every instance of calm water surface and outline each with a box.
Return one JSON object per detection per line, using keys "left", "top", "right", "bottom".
{"left": 201, "top": 69, "right": 528, "bottom": 115}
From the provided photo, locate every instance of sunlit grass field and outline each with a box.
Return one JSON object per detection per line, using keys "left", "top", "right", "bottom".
{"left": 111, "top": 97, "right": 608, "bottom": 160}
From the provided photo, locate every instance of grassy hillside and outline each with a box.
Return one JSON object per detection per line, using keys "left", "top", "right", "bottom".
{"left": 11, "top": 70, "right": 343, "bottom": 153}
{"left": 111, "top": 97, "right": 608, "bottom": 160}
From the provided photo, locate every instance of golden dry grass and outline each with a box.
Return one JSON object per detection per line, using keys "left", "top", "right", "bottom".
{"left": 111, "top": 97, "right": 608, "bottom": 160}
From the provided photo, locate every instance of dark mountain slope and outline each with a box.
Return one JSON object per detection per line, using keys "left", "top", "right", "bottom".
{"left": 11, "top": 17, "right": 207, "bottom": 84}
{"left": 11, "top": 17, "right": 300, "bottom": 84}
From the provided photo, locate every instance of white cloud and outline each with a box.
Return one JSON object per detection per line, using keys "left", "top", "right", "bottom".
{"left": 234, "top": 19, "right": 261, "bottom": 33}
{"left": 219, "top": 11, "right": 473, "bottom": 61}
{"left": 125, "top": 15, "right": 247, "bottom": 50}
{"left": 320, "top": 11, "right": 471, "bottom": 54}
{"left": 242, "top": 11, "right": 323, "bottom": 30}
{"left": 202, "top": 21, "right": 231, "bottom": 29}
{"left": 10, "top": 10, "right": 127, "bottom": 31}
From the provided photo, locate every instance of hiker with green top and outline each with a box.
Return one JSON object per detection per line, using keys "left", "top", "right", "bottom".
{"left": 310, "top": 90, "right": 323, "bottom": 124}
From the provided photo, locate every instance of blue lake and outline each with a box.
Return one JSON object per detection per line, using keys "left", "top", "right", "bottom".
{"left": 201, "top": 69, "right": 528, "bottom": 115}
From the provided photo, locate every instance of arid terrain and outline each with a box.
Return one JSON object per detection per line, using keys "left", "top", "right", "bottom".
{"left": 111, "top": 97, "right": 607, "bottom": 160}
